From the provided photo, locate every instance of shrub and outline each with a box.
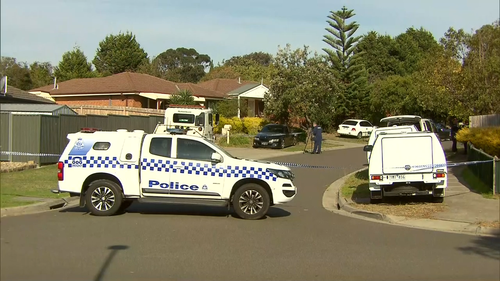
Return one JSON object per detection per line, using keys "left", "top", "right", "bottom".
{"left": 456, "top": 127, "right": 500, "bottom": 157}
{"left": 216, "top": 134, "right": 252, "bottom": 147}
{"left": 242, "top": 117, "right": 268, "bottom": 135}
{"left": 215, "top": 116, "right": 269, "bottom": 134}
{"left": 214, "top": 116, "right": 244, "bottom": 134}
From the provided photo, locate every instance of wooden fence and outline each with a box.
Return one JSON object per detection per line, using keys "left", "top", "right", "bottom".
{"left": 469, "top": 114, "right": 500, "bottom": 128}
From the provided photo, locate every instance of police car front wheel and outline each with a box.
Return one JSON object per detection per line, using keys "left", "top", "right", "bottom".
{"left": 232, "top": 184, "right": 270, "bottom": 220}
{"left": 85, "top": 179, "right": 124, "bottom": 216}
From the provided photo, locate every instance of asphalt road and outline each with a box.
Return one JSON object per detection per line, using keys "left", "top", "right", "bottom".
{"left": 1, "top": 147, "right": 499, "bottom": 281}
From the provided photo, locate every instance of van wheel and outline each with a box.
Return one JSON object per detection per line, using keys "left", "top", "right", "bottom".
{"left": 232, "top": 183, "right": 270, "bottom": 220}
{"left": 85, "top": 179, "right": 123, "bottom": 216}
{"left": 432, "top": 197, "right": 444, "bottom": 203}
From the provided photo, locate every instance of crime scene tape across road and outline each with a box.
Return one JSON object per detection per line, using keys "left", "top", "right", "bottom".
{"left": 1, "top": 151, "right": 61, "bottom": 157}
{"left": 1, "top": 151, "right": 494, "bottom": 170}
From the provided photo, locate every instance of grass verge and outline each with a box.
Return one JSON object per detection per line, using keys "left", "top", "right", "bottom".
{"left": 0, "top": 164, "right": 67, "bottom": 208}
{"left": 323, "top": 133, "right": 368, "bottom": 144}
{"left": 340, "top": 169, "right": 448, "bottom": 219}
{"left": 461, "top": 167, "right": 500, "bottom": 199}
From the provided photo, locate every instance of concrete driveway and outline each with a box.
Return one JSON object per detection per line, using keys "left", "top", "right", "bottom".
{"left": 1, "top": 146, "right": 499, "bottom": 281}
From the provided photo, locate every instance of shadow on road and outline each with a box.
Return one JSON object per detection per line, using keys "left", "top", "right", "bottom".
{"left": 95, "top": 245, "right": 129, "bottom": 281}
{"left": 59, "top": 203, "right": 291, "bottom": 219}
{"left": 457, "top": 232, "right": 500, "bottom": 260}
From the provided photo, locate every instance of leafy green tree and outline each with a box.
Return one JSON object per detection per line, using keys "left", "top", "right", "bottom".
{"left": 394, "top": 27, "right": 441, "bottom": 75}
{"left": 357, "top": 31, "right": 402, "bottom": 81}
{"left": 30, "top": 62, "right": 53, "bottom": 88}
{"left": 212, "top": 98, "right": 247, "bottom": 117}
{"left": 154, "top": 48, "right": 211, "bottom": 83}
{"left": 265, "top": 45, "right": 337, "bottom": 129}
{"left": 439, "top": 27, "right": 471, "bottom": 63}
{"left": 370, "top": 75, "right": 419, "bottom": 118}
{"left": 322, "top": 6, "right": 369, "bottom": 123}
{"left": 93, "top": 31, "right": 148, "bottom": 75}
{"left": 54, "top": 46, "right": 94, "bottom": 82}
{"left": 224, "top": 52, "right": 273, "bottom": 67}
{"left": 459, "top": 23, "right": 500, "bottom": 115}
{"left": 0, "top": 57, "right": 32, "bottom": 90}
{"left": 170, "top": 89, "right": 196, "bottom": 105}
{"left": 200, "top": 65, "right": 241, "bottom": 81}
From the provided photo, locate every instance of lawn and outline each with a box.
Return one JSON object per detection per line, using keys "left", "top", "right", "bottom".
{"left": 323, "top": 133, "right": 369, "bottom": 144}
{"left": 0, "top": 164, "right": 66, "bottom": 208}
{"left": 341, "top": 169, "right": 370, "bottom": 199}
{"left": 461, "top": 167, "right": 500, "bottom": 200}
{"left": 340, "top": 169, "right": 448, "bottom": 219}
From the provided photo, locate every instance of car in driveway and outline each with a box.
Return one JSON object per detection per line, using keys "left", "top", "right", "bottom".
{"left": 253, "top": 124, "right": 301, "bottom": 149}
{"left": 434, "top": 122, "right": 451, "bottom": 141}
{"left": 379, "top": 115, "right": 440, "bottom": 137}
{"left": 337, "top": 119, "right": 374, "bottom": 138}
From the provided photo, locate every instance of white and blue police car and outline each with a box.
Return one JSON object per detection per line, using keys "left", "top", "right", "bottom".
{"left": 53, "top": 128, "right": 297, "bottom": 220}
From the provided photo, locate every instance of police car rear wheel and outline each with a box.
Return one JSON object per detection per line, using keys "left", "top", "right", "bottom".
{"left": 85, "top": 179, "right": 123, "bottom": 216}
{"left": 232, "top": 184, "right": 270, "bottom": 220}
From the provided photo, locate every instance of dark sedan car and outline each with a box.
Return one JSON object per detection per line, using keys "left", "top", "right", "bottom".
{"left": 434, "top": 122, "right": 451, "bottom": 140}
{"left": 253, "top": 124, "right": 300, "bottom": 149}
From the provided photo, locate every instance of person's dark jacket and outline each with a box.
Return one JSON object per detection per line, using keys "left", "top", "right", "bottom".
{"left": 312, "top": 125, "right": 322, "bottom": 141}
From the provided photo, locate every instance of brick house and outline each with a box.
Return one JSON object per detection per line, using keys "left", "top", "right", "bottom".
{"left": 29, "top": 73, "right": 269, "bottom": 117}
{"left": 197, "top": 78, "right": 268, "bottom": 117}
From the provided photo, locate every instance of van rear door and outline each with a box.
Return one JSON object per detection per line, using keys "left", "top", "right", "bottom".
{"left": 381, "top": 135, "right": 434, "bottom": 175}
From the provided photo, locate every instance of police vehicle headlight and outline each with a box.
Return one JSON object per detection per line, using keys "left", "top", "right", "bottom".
{"left": 267, "top": 168, "right": 294, "bottom": 180}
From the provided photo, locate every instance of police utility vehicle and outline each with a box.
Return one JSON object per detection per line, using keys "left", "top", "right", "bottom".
{"left": 53, "top": 128, "right": 297, "bottom": 220}
{"left": 363, "top": 131, "right": 447, "bottom": 203}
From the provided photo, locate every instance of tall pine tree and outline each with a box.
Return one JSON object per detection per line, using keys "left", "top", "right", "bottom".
{"left": 322, "top": 6, "right": 369, "bottom": 123}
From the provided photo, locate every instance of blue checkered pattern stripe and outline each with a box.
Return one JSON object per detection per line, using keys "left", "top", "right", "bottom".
{"left": 64, "top": 156, "right": 139, "bottom": 169}
{"left": 141, "top": 158, "right": 277, "bottom": 181}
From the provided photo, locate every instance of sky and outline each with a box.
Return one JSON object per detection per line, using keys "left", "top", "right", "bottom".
{"left": 1, "top": 0, "right": 499, "bottom": 68}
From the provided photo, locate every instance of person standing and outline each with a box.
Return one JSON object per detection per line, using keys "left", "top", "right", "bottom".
{"left": 450, "top": 118, "right": 459, "bottom": 152}
{"left": 312, "top": 122, "right": 323, "bottom": 154}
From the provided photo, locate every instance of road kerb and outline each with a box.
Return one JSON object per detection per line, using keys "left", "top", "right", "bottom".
{"left": 322, "top": 168, "right": 500, "bottom": 237}
{"left": 1, "top": 197, "right": 79, "bottom": 218}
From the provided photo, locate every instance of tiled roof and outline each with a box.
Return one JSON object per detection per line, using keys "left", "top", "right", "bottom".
{"left": 0, "top": 86, "right": 55, "bottom": 104}
{"left": 197, "top": 78, "right": 256, "bottom": 94}
{"left": 30, "top": 72, "right": 225, "bottom": 99}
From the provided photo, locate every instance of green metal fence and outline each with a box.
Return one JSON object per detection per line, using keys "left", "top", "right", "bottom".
{"left": 0, "top": 113, "right": 164, "bottom": 165}
{"left": 467, "top": 143, "right": 499, "bottom": 194}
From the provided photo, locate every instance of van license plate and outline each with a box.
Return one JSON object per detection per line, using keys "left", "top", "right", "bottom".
{"left": 388, "top": 175, "right": 406, "bottom": 180}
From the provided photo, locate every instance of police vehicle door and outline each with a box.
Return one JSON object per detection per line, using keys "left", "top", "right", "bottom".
{"left": 139, "top": 136, "right": 174, "bottom": 196}
{"left": 170, "top": 137, "right": 224, "bottom": 198}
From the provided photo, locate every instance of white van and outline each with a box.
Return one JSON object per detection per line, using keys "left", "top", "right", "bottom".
{"left": 363, "top": 131, "right": 447, "bottom": 203}
{"left": 380, "top": 115, "right": 438, "bottom": 134}
{"left": 365, "top": 125, "right": 418, "bottom": 163}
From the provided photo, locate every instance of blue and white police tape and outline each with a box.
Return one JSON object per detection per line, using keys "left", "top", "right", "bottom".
{"left": 0, "top": 151, "right": 61, "bottom": 157}
{"left": 0, "top": 151, "right": 495, "bottom": 171}
{"left": 272, "top": 159, "right": 494, "bottom": 170}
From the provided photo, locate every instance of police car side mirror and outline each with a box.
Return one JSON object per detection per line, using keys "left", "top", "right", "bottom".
{"left": 211, "top": 152, "right": 222, "bottom": 163}
{"left": 363, "top": 145, "right": 373, "bottom": 152}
